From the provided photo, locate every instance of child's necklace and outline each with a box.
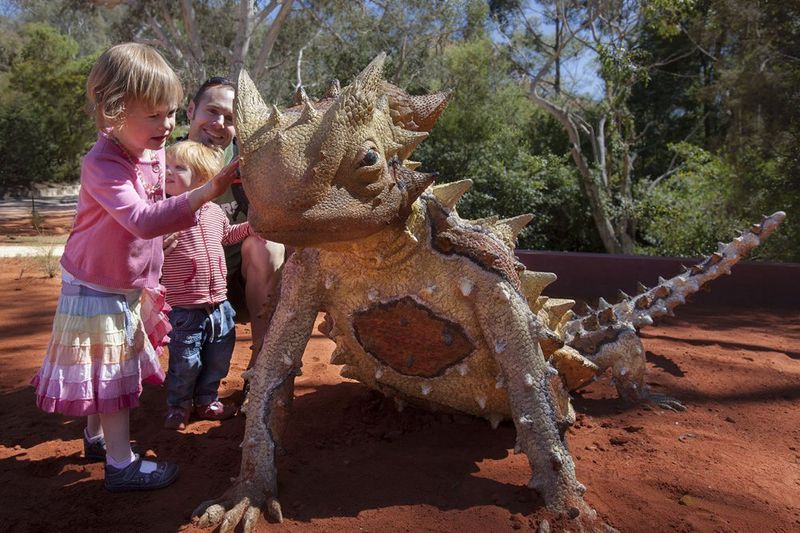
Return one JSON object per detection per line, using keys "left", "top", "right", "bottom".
{"left": 109, "top": 134, "right": 164, "bottom": 201}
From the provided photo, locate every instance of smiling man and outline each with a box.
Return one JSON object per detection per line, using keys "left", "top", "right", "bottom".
{"left": 186, "top": 77, "right": 286, "bottom": 375}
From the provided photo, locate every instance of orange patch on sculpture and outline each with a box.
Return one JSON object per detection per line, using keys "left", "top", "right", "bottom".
{"left": 353, "top": 297, "right": 474, "bottom": 377}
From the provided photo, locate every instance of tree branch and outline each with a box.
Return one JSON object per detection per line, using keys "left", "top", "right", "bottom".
{"left": 252, "top": 0, "right": 295, "bottom": 81}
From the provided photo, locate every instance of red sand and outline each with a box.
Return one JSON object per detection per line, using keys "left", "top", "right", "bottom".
{"left": 1, "top": 257, "right": 799, "bottom": 532}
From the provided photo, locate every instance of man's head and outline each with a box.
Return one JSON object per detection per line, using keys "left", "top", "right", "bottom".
{"left": 187, "top": 76, "right": 235, "bottom": 149}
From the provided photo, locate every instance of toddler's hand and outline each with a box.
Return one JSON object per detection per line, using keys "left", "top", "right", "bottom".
{"left": 163, "top": 232, "right": 179, "bottom": 256}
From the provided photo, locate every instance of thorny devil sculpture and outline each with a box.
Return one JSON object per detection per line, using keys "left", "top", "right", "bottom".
{"left": 193, "top": 54, "right": 786, "bottom": 531}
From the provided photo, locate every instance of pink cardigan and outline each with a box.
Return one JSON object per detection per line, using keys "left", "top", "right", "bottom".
{"left": 60, "top": 133, "right": 197, "bottom": 290}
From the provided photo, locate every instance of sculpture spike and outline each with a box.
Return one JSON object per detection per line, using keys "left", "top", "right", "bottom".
{"left": 390, "top": 157, "right": 436, "bottom": 212}
{"left": 354, "top": 52, "right": 387, "bottom": 92}
{"left": 542, "top": 299, "right": 575, "bottom": 326}
{"left": 471, "top": 215, "right": 500, "bottom": 226}
{"left": 520, "top": 271, "right": 558, "bottom": 302}
{"left": 708, "top": 252, "right": 724, "bottom": 266}
{"left": 581, "top": 314, "right": 600, "bottom": 331}
{"left": 636, "top": 282, "right": 648, "bottom": 294}
{"left": 234, "top": 69, "right": 271, "bottom": 154}
{"left": 383, "top": 81, "right": 453, "bottom": 132}
{"left": 498, "top": 214, "right": 534, "bottom": 239}
{"left": 323, "top": 78, "right": 341, "bottom": 99}
{"left": 393, "top": 126, "right": 429, "bottom": 160}
{"left": 331, "top": 55, "right": 386, "bottom": 128}
{"left": 291, "top": 85, "right": 308, "bottom": 107}
{"left": 572, "top": 301, "right": 591, "bottom": 316}
{"left": 597, "top": 297, "right": 610, "bottom": 310}
{"left": 403, "top": 160, "right": 421, "bottom": 171}
{"left": 298, "top": 98, "right": 320, "bottom": 124}
{"left": 597, "top": 306, "right": 614, "bottom": 324}
{"left": 266, "top": 104, "right": 284, "bottom": 127}
{"left": 616, "top": 289, "right": 630, "bottom": 302}
{"left": 658, "top": 276, "right": 667, "bottom": 285}
{"left": 431, "top": 179, "right": 473, "bottom": 209}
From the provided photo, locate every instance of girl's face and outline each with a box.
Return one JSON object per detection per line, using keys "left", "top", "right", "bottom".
{"left": 114, "top": 100, "right": 177, "bottom": 157}
{"left": 165, "top": 154, "right": 194, "bottom": 196}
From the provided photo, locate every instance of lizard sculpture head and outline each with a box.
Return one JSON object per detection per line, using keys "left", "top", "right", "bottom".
{"left": 235, "top": 53, "right": 451, "bottom": 246}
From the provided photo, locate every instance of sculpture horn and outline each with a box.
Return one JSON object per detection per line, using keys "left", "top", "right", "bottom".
{"left": 235, "top": 70, "right": 271, "bottom": 154}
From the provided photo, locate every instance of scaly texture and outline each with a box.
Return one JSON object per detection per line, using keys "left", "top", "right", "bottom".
{"left": 193, "top": 54, "right": 786, "bottom": 532}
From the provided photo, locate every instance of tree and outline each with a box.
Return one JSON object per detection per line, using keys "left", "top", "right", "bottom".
{"left": 0, "top": 22, "right": 96, "bottom": 192}
{"left": 88, "top": 0, "right": 297, "bottom": 86}
{"left": 415, "top": 1, "right": 597, "bottom": 251}
{"left": 491, "top": 0, "right": 698, "bottom": 254}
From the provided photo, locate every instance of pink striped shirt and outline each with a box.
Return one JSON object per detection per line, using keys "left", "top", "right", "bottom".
{"left": 161, "top": 203, "right": 253, "bottom": 307}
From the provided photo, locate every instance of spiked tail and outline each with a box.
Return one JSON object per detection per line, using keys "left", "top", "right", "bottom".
{"left": 563, "top": 212, "right": 786, "bottom": 339}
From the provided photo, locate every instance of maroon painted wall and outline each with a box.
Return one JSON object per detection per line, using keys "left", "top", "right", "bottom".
{"left": 515, "top": 250, "right": 800, "bottom": 309}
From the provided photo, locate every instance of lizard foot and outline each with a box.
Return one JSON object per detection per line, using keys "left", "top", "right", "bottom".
{"left": 192, "top": 479, "right": 283, "bottom": 533}
{"left": 648, "top": 392, "right": 686, "bottom": 412}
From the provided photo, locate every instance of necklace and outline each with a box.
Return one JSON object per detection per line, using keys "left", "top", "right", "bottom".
{"left": 107, "top": 133, "right": 164, "bottom": 202}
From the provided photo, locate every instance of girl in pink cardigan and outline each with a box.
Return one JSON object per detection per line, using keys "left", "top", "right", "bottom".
{"left": 30, "top": 43, "right": 237, "bottom": 492}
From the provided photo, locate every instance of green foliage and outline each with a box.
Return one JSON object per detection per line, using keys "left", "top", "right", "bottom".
{"left": 415, "top": 36, "right": 599, "bottom": 251}
{"left": 0, "top": 22, "right": 95, "bottom": 192}
{"left": 636, "top": 142, "right": 742, "bottom": 257}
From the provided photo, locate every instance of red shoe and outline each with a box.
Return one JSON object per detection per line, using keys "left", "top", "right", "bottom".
{"left": 195, "top": 400, "right": 235, "bottom": 421}
{"left": 164, "top": 406, "right": 190, "bottom": 430}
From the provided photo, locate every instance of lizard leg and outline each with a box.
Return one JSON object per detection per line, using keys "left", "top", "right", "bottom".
{"left": 473, "top": 281, "right": 595, "bottom": 521}
{"left": 193, "top": 251, "right": 321, "bottom": 532}
{"left": 590, "top": 328, "right": 685, "bottom": 411}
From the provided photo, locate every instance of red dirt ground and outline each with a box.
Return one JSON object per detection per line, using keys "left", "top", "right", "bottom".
{"left": 1, "top": 247, "right": 799, "bottom": 531}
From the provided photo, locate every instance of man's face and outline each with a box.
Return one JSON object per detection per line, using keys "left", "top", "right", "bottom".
{"left": 187, "top": 85, "right": 235, "bottom": 148}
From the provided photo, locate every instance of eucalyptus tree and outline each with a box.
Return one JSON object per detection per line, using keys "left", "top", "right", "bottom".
{"left": 491, "top": 0, "right": 697, "bottom": 254}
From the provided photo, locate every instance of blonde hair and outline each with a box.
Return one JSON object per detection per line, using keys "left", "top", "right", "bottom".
{"left": 86, "top": 42, "right": 183, "bottom": 129}
{"left": 167, "top": 141, "right": 225, "bottom": 188}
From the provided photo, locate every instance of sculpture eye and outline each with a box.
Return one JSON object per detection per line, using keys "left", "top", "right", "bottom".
{"left": 360, "top": 148, "right": 379, "bottom": 167}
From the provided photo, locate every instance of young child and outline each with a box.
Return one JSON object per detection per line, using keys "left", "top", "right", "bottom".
{"left": 161, "top": 141, "right": 253, "bottom": 429}
{"left": 30, "top": 43, "right": 238, "bottom": 492}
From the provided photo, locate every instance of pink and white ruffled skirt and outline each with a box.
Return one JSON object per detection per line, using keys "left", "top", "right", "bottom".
{"left": 31, "top": 281, "right": 169, "bottom": 416}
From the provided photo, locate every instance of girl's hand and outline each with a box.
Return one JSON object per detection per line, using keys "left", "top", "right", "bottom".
{"left": 207, "top": 156, "right": 240, "bottom": 199}
{"left": 187, "top": 156, "right": 240, "bottom": 211}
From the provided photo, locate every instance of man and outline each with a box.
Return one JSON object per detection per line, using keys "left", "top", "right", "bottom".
{"left": 184, "top": 77, "right": 285, "bottom": 370}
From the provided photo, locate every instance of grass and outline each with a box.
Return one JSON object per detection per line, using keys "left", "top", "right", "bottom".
{"left": 1, "top": 233, "right": 69, "bottom": 246}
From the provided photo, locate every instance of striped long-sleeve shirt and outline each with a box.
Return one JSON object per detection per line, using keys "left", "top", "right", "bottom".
{"left": 161, "top": 203, "right": 253, "bottom": 307}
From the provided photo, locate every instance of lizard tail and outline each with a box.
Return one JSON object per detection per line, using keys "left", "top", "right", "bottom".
{"left": 562, "top": 211, "right": 786, "bottom": 340}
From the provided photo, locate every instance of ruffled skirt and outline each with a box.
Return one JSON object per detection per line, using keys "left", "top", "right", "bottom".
{"left": 31, "top": 282, "right": 167, "bottom": 416}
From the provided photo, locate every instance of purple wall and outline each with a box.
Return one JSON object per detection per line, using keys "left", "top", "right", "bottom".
{"left": 515, "top": 250, "right": 800, "bottom": 309}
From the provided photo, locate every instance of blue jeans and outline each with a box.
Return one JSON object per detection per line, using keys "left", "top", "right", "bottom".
{"left": 166, "top": 301, "right": 236, "bottom": 408}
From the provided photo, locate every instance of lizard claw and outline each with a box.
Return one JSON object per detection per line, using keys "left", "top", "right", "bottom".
{"left": 645, "top": 391, "right": 686, "bottom": 411}
{"left": 266, "top": 496, "right": 284, "bottom": 522}
{"left": 192, "top": 479, "right": 277, "bottom": 533}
